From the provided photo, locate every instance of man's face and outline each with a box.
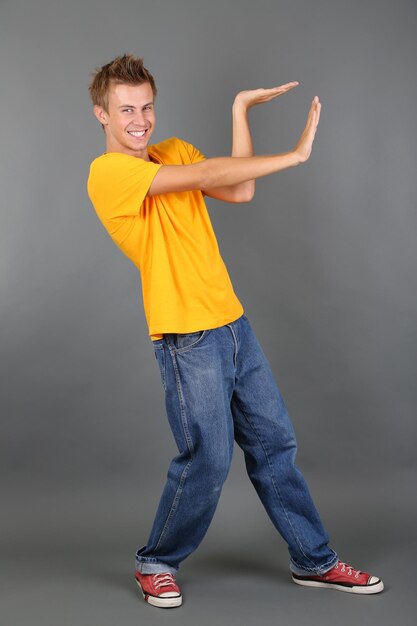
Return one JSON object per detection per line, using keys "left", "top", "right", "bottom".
{"left": 94, "top": 82, "right": 156, "bottom": 159}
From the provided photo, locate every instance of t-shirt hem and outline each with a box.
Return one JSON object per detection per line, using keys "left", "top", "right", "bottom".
{"left": 149, "top": 307, "right": 245, "bottom": 341}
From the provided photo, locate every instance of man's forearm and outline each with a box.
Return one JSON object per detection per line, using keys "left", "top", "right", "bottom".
{"left": 200, "top": 152, "right": 299, "bottom": 188}
{"left": 231, "top": 101, "right": 255, "bottom": 199}
{"left": 148, "top": 151, "right": 300, "bottom": 197}
{"left": 232, "top": 103, "right": 254, "bottom": 156}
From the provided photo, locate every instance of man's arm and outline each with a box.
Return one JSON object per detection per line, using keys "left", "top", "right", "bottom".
{"left": 148, "top": 95, "right": 321, "bottom": 198}
{"left": 201, "top": 83, "right": 300, "bottom": 203}
{"left": 201, "top": 98, "right": 256, "bottom": 203}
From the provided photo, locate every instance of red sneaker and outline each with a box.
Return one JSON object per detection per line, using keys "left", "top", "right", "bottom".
{"left": 134, "top": 571, "right": 182, "bottom": 608}
{"left": 292, "top": 560, "right": 384, "bottom": 594}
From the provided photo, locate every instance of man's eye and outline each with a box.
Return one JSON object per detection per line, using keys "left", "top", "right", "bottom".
{"left": 123, "top": 109, "right": 133, "bottom": 112}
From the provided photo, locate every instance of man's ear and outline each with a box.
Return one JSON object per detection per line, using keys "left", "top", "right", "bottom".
{"left": 93, "top": 105, "right": 108, "bottom": 127}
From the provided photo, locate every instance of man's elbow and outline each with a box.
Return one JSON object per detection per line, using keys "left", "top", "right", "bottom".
{"left": 237, "top": 184, "right": 255, "bottom": 203}
{"left": 238, "top": 192, "right": 253, "bottom": 203}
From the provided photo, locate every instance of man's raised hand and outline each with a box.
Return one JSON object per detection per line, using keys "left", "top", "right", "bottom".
{"left": 233, "top": 82, "right": 299, "bottom": 111}
{"left": 293, "top": 96, "right": 322, "bottom": 163}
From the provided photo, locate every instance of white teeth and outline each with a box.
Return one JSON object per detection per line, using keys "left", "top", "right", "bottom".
{"left": 128, "top": 130, "right": 146, "bottom": 137}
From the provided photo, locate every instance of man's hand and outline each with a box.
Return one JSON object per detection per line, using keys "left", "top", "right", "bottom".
{"left": 233, "top": 82, "right": 299, "bottom": 111}
{"left": 293, "top": 96, "right": 322, "bottom": 163}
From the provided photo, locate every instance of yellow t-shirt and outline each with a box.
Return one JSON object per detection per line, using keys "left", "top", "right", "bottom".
{"left": 87, "top": 136, "right": 244, "bottom": 340}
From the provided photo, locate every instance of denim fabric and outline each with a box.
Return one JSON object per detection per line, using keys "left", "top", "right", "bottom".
{"left": 135, "top": 313, "right": 338, "bottom": 576}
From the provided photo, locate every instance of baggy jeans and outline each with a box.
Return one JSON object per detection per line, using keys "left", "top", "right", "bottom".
{"left": 136, "top": 312, "right": 338, "bottom": 576}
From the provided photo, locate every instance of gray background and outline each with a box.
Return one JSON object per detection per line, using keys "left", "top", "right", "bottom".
{"left": 1, "top": 0, "right": 416, "bottom": 624}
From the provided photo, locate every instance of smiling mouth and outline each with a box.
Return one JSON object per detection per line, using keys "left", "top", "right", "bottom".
{"left": 127, "top": 129, "right": 148, "bottom": 138}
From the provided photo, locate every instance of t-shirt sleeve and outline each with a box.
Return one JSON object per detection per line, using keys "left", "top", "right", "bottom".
{"left": 87, "top": 153, "right": 162, "bottom": 221}
{"left": 178, "top": 138, "right": 206, "bottom": 165}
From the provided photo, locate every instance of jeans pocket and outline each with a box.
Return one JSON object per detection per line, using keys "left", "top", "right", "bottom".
{"left": 154, "top": 345, "right": 166, "bottom": 391}
{"left": 173, "top": 329, "right": 207, "bottom": 351}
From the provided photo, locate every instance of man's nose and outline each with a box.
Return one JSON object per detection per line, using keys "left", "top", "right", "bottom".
{"left": 134, "top": 112, "right": 146, "bottom": 126}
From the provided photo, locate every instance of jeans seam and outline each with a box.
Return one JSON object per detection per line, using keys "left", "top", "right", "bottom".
{"left": 234, "top": 396, "right": 317, "bottom": 570}
{"left": 154, "top": 458, "right": 194, "bottom": 552}
{"left": 154, "top": 345, "right": 166, "bottom": 392}
{"left": 226, "top": 323, "right": 239, "bottom": 368}
{"left": 153, "top": 347, "right": 195, "bottom": 552}
{"left": 170, "top": 347, "right": 195, "bottom": 455}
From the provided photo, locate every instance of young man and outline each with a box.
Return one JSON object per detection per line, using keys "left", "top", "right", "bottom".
{"left": 87, "top": 53, "right": 384, "bottom": 609}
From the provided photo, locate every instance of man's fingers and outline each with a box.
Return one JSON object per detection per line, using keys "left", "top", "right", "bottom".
{"left": 260, "top": 82, "right": 299, "bottom": 95}
{"left": 308, "top": 97, "right": 321, "bottom": 127}
{"left": 273, "top": 81, "right": 299, "bottom": 89}
{"left": 269, "top": 81, "right": 299, "bottom": 94}
{"left": 261, "top": 82, "right": 299, "bottom": 102}
{"left": 307, "top": 101, "right": 321, "bottom": 143}
{"left": 237, "top": 82, "right": 299, "bottom": 107}
{"left": 316, "top": 102, "right": 321, "bottom": 126}
{"left": 305, "top": 100, "right": 315, "bottom": 127}
{"left": 312, "top": 99, "right": 321, "bottom": 128}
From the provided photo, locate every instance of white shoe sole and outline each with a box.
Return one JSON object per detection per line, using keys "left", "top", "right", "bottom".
{"left": 135, "top": 578, "right": 183, "bottom": 608}
{"left": 292, "top": 574, "right": 384, "bottom": 594}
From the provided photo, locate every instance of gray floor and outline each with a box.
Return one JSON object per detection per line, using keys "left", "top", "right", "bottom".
{"left": 2, "top": 459, "right": 416, "bottom": 626}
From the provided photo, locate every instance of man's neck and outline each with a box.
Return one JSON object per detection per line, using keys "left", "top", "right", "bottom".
{"left": 105, "top": 140, "right": 150, "bottom": 160}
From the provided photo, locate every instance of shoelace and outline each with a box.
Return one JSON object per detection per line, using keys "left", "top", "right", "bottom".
{"left": 152, "top": 573, "right": 177, "bottom": 589}
{"left": 335, "top": 561, "right": 361, "bottom": 579}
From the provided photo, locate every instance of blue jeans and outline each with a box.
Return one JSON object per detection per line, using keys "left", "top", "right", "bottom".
{"left": 136, "top": 313, "right": 338, "bottom": 576}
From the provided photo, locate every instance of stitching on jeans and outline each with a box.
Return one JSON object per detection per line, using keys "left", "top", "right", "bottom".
{"left": 153, "top": 346, "right": 195, "bottom": 551}
{"left": 171, "top": 330, "right": 209, "bottom": 353}
{"left": 226, "top": 323, "right": 238, "bottom": 368}
{"left": 233, "top": 395, "right": 317, "bottom": 569}
{"left": 170, "top": 349, "right": 195, "bottom": 455}
{"left": 154, "top": 345, "right": 166, "bottom": 391}
{"left": 154, "top": 458, "right": 193, "bottom": 552}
